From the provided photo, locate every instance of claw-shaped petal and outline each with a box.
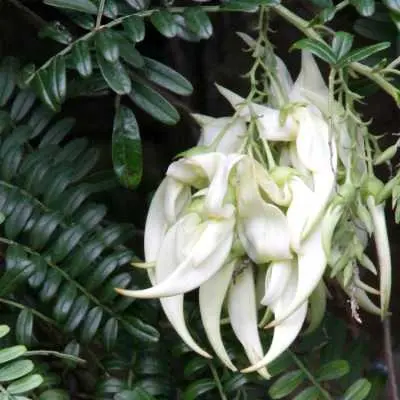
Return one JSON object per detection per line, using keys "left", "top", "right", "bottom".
{"left": 242, "top": 264, "right": 307, "bottom": 373}
{"left": 199, "top": 259, "right": 237, "bottom": 371}
{"left": 144, "top": 177, "right": 190, "bottom": 263}
{"left": 237, "top": 158, "right": 291, "bottom": 263}
{"left": 304, "top": 280, "right": 327, "bottom": 334}
{"left": 118, "top": 215, "right": 235, "bottom": 298}
{"left": 227, "top": 264, "right": 269, "bottom": 378}
{"left": 261, "top": 260, "right": 293, "bottom": 306}
{"left": 147, "top": 214, "right": 212, "bottom": 358}
{"left": 267, "top": 225, "right": 326, "bottom": 327}
{"left": 194, "top": 114, "right": 247, "bottom": 154}
{"left": 367, "top": 196, "right": 392, "bottom": 318}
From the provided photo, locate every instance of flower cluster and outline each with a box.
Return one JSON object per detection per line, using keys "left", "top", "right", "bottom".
{"left": 117, "top": 51, "right": 391, "bottom": 377}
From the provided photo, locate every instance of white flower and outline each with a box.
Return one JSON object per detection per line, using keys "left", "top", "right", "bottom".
{"left": 193, "top": 114, "right": 247, "bottom": 154}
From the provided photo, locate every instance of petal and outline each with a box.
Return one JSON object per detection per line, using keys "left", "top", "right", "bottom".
{"left": 256, "top": 110, "right": 297, "bottom": 142}
{"left": 286, "top": 177, "right": 316, "bottom": 252}
{"left": 144, "top": 178, "right": 169, "bottom": 262}
{"left": 199, "top": 259, "right": 237, "bottom": 371}
{"left": 367, "top": 196, "right": 392, "bottom": 318}
{"left": 261, "top": 260, "right": 293, "bottom": 306}
{"left": 146, "top": 215, "right": 212, "bottom": 358}
{"left": 295, "top": 109, "right": 331, "bottom": 173}
{"left": 304, "top": 280, "right": 327, "bottom": 334}
{"left": 167, "top": 158, "right": 207, "bottom": 187}
{"left": 290, "top": 51, "right": 328, "bottom": 105}
{"left": 118, "top": 218, "right": 234, "bottom": 298}
{"left": 267, "top": 225, "right": 327, "bottom": 327}
{"left": 195, "top": 115, "right": 247, "bottom": 154}
{"left": 163, "top": 177, "right": 191, "bottom": 225}
{"left": 242, "top": 264, "right": 307, "bottom": 373}
{"left": 227, "top": 265, "right": 269, "bottom": 378}
{"left": 204, "top": 154, "right": 243, "bottom": 217}
{"left": 269, "top": 56, "right": 293, "bottom": 107}
{"left": 237, "top": 159, "right": 291, "bottom": 263}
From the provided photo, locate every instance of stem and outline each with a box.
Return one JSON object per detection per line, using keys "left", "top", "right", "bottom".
{"left": 383, "top": 317, "right": 399, "bottom": 400}
{"left": 272, "top": 4, "right": 400, "bottom": 105}
{"left": 288, "top": 351, "right": 333, "bottom": 400}
{"left": 0, "top": 298, "right": 57, "bottom": 327}
{"left": 25, "top": 350, "right": 87, "bottom": 364}
{"left": 208, "top": 361, "right": 228, "bottom": 400}
{"left": 95, "top": 0, "right": 107, "bottom": 28}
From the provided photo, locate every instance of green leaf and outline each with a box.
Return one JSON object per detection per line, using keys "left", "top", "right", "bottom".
{"left": 71, "top": 40, "right": 93, "bottom": 78}
{"left": 112, "top": 105, "right": 142, "bottom": 189}
{"left": 383, "top": 0, "right": 400, "bottom": 12}
{"left": 183, "top": 379, "right": 216, "bottom": 400}
{"left": 317, "top": 360, "right": 350, "bottom": 381}
{"left": 15, "top": 309, "right": 34, "bottom": 347}
{"left": 44, "top": 0, "right": 97, "bottom": 14}
{"left": 183, "top": 7, "right": 213, "bottom": 39}
{"left": 291, "top": 38, "right": 336, "bottom": 64}
{"left": 150, "top": 10, "right": 177, "bottom": 38}
{"left": 97, "top": 52, "right": 131, "bottom": 95}
{"left": 31, "top": 71, "right": 60, "bottom": 112}
{"left": 0, "top": 326, "right": 10, "bottom": 339}
{"left": 39, "top": 389, "right": 70, "bottom": 400}
{"left": 10, "top": 89, "right": 36, "bottom": 122}
{"left": 64, "top": 295, "right": 90, "bottom": 332}
{"left": 27, "top": 105, "right": 54, "bottom": 139}
{"left": 183, "top": 357, "right": 208, "bottom": 378}
{"left": 293, "top": 387, "right": 320, "bottom": 400}
{"left": 350, "top": 0, "right": 375, "bottom": 16}
{"left": 122, "top": 316, "right": 159, "bottom": 343}
{"left": 332, "top": 32, "right": 354, "bottom": 59}
{"left": 0, "top": 58, "right": 19, "bottom": 106}
{"left": 96, "top": 30, "right": 119, "bottom": 63}
{"left": 7, "top": 374, "right": 43, "bottom": 394}
{"left": 39, "top": 117, "right": 75, "bottom": 148}
{"left": 103, "top": 318, "right": 118, "bottom": 352}
{"left": 123, "top": 0, "right": 148, "bottom": 10}
{"left": 0, "top": 360, "right": 34, "bottom": 382}
{"left": 116, "top": 388, "right": 156, "bottom": 400}
{"left": 337, "top": 42, "right": 391, "bottom": 67}
{"left": 220, "top": 0, "right": 259, "bottom": 12}
{"left": 143, "top": 57, "right": 193, "bottom": 95}
{"left": 0, "top": 346, "right": 27, "bottom": 364}
{"left": 53, "top": 283, "right": 78, "bottom": 322}
{"left": 223, "top": 373, "right": 252, "bottom": 393}
{"left": 268, "top": 370, "right": 306, "bottom": 399}
{"left": 123, "top": 16, "right": 145, "bottom": 42}
{"left": 343, "top": 379, "right": 372, "bottom": 400}
{"left": 310, "top": 0, "right": 333, "bottom": 7}
{"left": 115, "top": 35, "right": 145, "bottom": 69}
{"left": 39, "top": 22, "right": 74, "bottom": 45}
{"left": 129, "top": 80, "right": 179, "bottom": 125}
{"left": 63, "top": 11, "right": 95, "bottom": 29}
{"left": 80, "top": 306, "right": 103, "bottom": 343}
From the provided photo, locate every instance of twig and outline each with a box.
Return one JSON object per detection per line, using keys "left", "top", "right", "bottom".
{"left": 5, "top": 0, "right": 46, "bottom": 29}
{"left": 383, "top": 317, "right": 399, "bottom": 400}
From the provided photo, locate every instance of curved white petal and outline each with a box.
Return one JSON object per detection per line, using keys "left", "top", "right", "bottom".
{"left": 304, "top": 280, "right": 327, "bottom": 334}
{"left": 145, "top": 177, "right": 188, "bottom": 262}
{"left": 290, "top": 51, "right": 328, "bottom": 107}
{"left": 242, "top": 264, "right": 307, "bottom": 373}
{"left": 195, "top": 115, "right": 247, "bottom": 154}
{"left": 256, "top": 109, "right": 296, "bottom": 142}
{"left": 237, "top": 159, "right": 291, "bottom": 263}
{"left": 286, "top": 177, "right": 315, "bottom": 252}
{"left": 261, "top": 260, "right": 293, "bottom": 306}
{"left": 163, "top": 178, "right": 191, "bottom": 225}
{"left": 199, "top": 259, "right": 237, "bottom": 371}
{"left": 269, "top": 56, "right": 293, "bottom": 107}
{"left": 227, "top": 265, "right": 269, "bottom": 378}
{"left": 267, "top": 225, "right": 326, "bottom": 327}
{"left": 119, "top": 217, "right": 234, "bottom": 298}
{"left": 155, "top": 216, "right": 212, "bottom": 358}
{"left": 204, "top": 154, "right": 243, "bottom": 217}
{"left": 367, "top": 196, "right": 392, "bottom": 318}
